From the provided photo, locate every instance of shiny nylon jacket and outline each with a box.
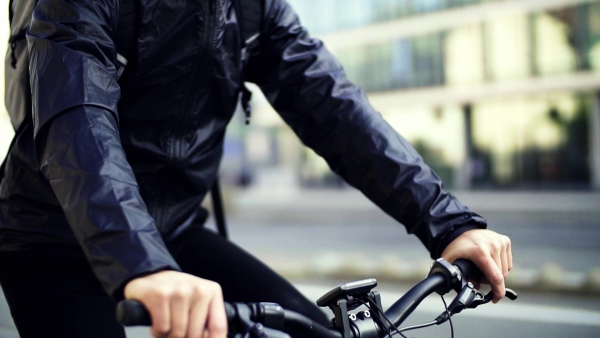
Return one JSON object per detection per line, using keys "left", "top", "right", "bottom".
{"left": 0, "top": 0, "right": 486, "bottom": 299}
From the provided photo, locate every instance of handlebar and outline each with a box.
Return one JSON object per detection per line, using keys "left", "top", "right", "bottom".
{"left": 116, "top": 259, "right": 517, "bottom": 337}
{"left": 384, "top": 271, "right": 446, "bottom": 327}
{"left": 453, "top": 259, "right": 480, "bottom": 280}
{"left": 117, "top": 299, "right": 342, "bottom": 338}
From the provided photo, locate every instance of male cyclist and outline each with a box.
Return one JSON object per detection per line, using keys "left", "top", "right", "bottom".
{"left": 0, "top": 0, "right": 512, "bottom": 337}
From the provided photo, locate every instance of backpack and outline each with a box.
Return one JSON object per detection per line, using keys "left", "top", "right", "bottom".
{"left": 3, "top": 0, "right": 265, "bottom": 237}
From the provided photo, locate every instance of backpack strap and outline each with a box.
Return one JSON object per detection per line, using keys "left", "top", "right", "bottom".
{"left": 233, "top": 0, "right": 263, "bottom": 48}
{"left": 210, "top": 176, "right": 229, "bottom": 238}
{"left": 209, "top": 0, "right": 264, "bottom": 237}
{"left": 233, "top": 0, "right": 264, "bottom": 125}
{"left": 115, "top": 0, "right": 138, "bottom": 80}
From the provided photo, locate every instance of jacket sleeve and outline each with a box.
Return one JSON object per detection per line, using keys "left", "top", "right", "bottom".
{"left": 246, "top": 0, "right": 487, "bottom": 259}
{"left": 27, "top": 0, "right": 180, "bottom": 299}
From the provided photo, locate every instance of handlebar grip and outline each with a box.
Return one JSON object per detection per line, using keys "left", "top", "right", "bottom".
{"left": 453, "top": 259, "right": 482, "bottom": 281}
{"left": 116, "top": 299, "right": 152, "bottom": 326}
{"left": 116, "top": 299, "right": 236, "bottom": 326}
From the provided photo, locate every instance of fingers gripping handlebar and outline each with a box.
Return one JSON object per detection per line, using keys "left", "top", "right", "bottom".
{"left": 116, "top": 259, "right": 517, "bottom": 338}
{"left": 380, "top": 259, "right": 517, "bottom": 329}
{"left": 116, "top": 299, "right": 153, "bottom": 326}
{"left": 117, "top": 300, "right": 290, "bottom": 336}
{"left": 447, "top": 259, "right": 517, "bottom": 300}
{"left": 116, "top": 300, "right": 263, "bottom": 329}
{"left": 428, "top": 259, "right": 482, "bottom": 294}
{"left": 117, "top": 300, "right": 342, "bottom": 338}
{"left": 428, "top": 259, "right": 518, "bottom": 325}
{"left": 451, "top": 259, "right": 518, "bottom": 301}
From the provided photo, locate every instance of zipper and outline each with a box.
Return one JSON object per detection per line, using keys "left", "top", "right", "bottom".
{"left": 168, "top": 0, "right": 217, "bottom": 165}
{"left": 156, "top": 0, "right": 217, "bottom": 227}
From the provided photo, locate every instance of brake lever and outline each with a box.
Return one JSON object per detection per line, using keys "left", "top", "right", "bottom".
{"left": 435, "top": 282, "right": 480, "bottom": 324}
{"left": 242, "top": 323, "right": 291, "bottom": 338}
{"left": 436, "top": 284, "right": 518, "bottom": 324}
{"left": 467, "top": 288, "right": 518, "bottom": 309}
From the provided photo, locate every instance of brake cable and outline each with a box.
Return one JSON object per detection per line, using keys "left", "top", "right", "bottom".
{"left": 388, "top": 295, "right": 454, "bottom": 337}
{"left": 355, "top": 298, "right": 407, "bottom": 338}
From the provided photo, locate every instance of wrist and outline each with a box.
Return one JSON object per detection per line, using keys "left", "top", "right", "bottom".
{"left": 434, "top": 221, "right": 484, "bottom": 259}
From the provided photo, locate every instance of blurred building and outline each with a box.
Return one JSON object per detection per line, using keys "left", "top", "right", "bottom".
{"left": 223, "top": 0, "right": 600, "bottom": 190}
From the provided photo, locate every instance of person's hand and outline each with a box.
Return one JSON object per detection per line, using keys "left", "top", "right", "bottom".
{"left": 124, "top": 270, "right": 227, "bottom": 338}
{"left": 441, "top": 229, "right": 512, "bottom": 303}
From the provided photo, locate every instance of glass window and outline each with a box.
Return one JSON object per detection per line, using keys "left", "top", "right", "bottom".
{"left": 471, "top": 93, "right": 590, "bottom": 187}
{"left": 587, "top": 2, "right": 600, "bottom": 71}
{"left": 484, "top": 15, "right": 531, "bottom": 81}
{"left": 288, "top": 0, "right": 506, "bottom": 33}
{"left": 337, "top": 33, "right": 445, "bottom": 92}
{"left": 445, "top": 25, "right": 485, "bottom": 85}
{"left": 379, "top": 104, "right": 465, "bottom": 187}
{"left": 533, "top": 12, "right": 578, "bottom": 75}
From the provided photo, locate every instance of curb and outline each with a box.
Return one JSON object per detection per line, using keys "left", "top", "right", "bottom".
{"left": 262, "top": 253, "right": 600, "bottom": 296}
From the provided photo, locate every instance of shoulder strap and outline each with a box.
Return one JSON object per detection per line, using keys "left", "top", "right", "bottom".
{"left": 233, "top": 0, "right": 264, "bottom": 125}
{"left": 210, "top": 177, "right": 229, "bottom": 239}
{"left": 233, "top": 0, "right": 263, "bottom": 47}
{"left": 115, "top": 0, "right": 138, "bottom": 79}
{"left": 211, "top": 0, "right": 264, "bottom": 238}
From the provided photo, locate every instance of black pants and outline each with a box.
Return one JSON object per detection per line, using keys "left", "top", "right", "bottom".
{"left": 0, "top": 227, "right": 329, "bottom": 337}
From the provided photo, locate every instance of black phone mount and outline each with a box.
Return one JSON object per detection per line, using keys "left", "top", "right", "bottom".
{"left": 316, "top": 279, "right": 383, "bottom": 338}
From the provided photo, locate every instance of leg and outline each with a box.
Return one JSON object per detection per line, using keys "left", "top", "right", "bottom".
{"left": 167, "top": 227, "right": 330, "bottom": 326}
{"left": 0, "top": 245, "right": 126, "bottom": 338}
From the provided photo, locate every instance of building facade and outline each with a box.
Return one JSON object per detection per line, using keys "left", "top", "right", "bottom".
{"left": 228, "top": 0, "right": 600, "bottom": 190}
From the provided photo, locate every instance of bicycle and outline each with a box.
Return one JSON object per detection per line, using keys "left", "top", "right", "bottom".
{"left": 117, "top": 258, "right": 518, "bottom": 337}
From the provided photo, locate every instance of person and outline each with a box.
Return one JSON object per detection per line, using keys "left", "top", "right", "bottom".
{"left": 0, "top": 0, "right": 512, "bottom": 337}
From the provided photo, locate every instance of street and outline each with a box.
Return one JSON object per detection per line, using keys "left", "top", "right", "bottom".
{"left": 224, "top": 188, "right": 600, "bottom": 278}
{"left": 121, "top": 283, "right": 600, "bottom": 338}
{"left": 2, "top": 279, "right": 597, "bottom": 338}
{"left": 0, "top": 189, "right": 599, "bottom": 337}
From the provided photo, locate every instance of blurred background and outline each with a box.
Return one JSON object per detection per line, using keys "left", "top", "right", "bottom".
{"left": 1, "top": 1, "right": 600, "bottom": 337}
{"left": 220, "top": 0, "right": 600, "bottom": 191}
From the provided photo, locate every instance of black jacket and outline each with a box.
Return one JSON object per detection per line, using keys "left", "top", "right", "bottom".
{"left": 0, "top": 0, "right": 486, "bottom": 300}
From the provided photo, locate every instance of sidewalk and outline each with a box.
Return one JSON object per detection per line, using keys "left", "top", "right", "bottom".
{"left": 226, "top": 187, "right": 600, "bottom": 215}
{"left": 220, "top": 186, "right": 600, "bottom": 229}
{"left": 217, "top": 187, "right": 600, "bottom": 296}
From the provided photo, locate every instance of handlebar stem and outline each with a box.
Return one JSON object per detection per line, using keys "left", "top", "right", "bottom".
{"left": 327, "top": 291, "right": 384, "bottom": 338}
